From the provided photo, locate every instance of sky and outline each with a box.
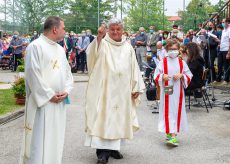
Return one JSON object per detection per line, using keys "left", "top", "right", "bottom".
{"left": 165, "top": 0, "right": 220, "bottom": 16}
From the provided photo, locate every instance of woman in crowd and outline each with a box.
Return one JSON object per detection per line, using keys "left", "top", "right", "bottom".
{"left": 186, "top": 42, "right": 205, "bottom": 90}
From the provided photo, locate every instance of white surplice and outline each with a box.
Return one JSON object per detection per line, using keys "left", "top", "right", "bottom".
{"left": 20, "top": 34, "right": 73, "bottom": 164}
{"left": 154, "top": 57, "right": 193, "bottom": 134}
{"left": 84, "top": 34, "right": 145, "bottom": 150}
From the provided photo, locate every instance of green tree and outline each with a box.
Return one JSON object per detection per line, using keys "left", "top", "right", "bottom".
{"left": 123, "top": 0, "right": 170, "bottom": 32}
{"left": 0, "top": 0, "right": 69, "bottom": 33}
{"left": 176, "top": 0, "right": 216, "bottom": 32}
{"left": 65, "top": 0, "right": 115, "bottom": 34}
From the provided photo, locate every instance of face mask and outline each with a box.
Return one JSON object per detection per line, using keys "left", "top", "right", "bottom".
{"left": 13, "top": 35, "right": 18, "bottom": 39}
{"left": 150, "top": 30, "right": 154, "bottom": 33}
{"left": 164, "top": 35, "right": 168, "bottom": 38}
{"left": 34, "top": 33, "right": 37, "bottom": 36}
{"left": 141, "top": 32, "right": 144, "bottom": 35}
{"left": 168, "top": 50, "right": 179, "bottom": 58}
{"left": 159, "top": 34, "right": 163, "bottom": 37}
{"left": 222, "top": 23, "right": 226, "bottom": 29}
{"left": 65, "top": 35, "right": 68, "bottom": 38}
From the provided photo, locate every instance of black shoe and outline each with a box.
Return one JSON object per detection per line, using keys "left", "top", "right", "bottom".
{"left": 96, "top": 149, "right": 109, "bottom": 164}
{"left": 110, "top": 150, "right": 123, "bottom": 159}
{"left": 97, "top": 157, "right": 107, "bottom": 164}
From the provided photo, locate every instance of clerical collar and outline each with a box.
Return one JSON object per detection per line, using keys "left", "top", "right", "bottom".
{"left": 40, "top": 34, "right": 57, "bottom": 45}
{"left": 104, "top": 34, "right": 126, "bottom": 46}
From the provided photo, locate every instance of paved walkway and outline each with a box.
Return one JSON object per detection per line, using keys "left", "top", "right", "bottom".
{"left": 0, "top": 79, "right": 230, "bottom": 164}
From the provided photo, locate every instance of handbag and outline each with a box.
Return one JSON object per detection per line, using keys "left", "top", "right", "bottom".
{"left": 146, "top": 85, "right": 157, "bottom": 101}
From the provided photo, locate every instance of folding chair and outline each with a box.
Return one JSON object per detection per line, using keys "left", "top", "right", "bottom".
{"left": 187, "top": 69, "right": 212, "bottom": 113}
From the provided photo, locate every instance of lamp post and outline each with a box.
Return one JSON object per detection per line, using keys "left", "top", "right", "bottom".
{"left": 98, "top": 0, "right": 100, "bottom": 28}
{"left": 4, "top": 0, "right": 7, "bottom": 33}
{"left": 163, "top": 0, "right": 165, "bottom": 30}
{"left": 121, "top": 0, "right": 123, "bottom": 20}
{"left": 13, "top": 0, "right": 15, "bottom": 32}
{"left": 183, "top": 0, "right": 185, "bottom": 11}
{"left": 142, "top": 0, "right": 143, "bottom": 26}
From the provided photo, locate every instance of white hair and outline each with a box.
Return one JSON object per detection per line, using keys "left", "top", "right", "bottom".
{"left": 108, "top": 18, "right": 123, "bottom": 28}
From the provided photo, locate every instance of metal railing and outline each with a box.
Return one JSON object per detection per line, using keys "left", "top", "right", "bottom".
{"left": 202, "top": 0, "right": 230, "bottom": 28}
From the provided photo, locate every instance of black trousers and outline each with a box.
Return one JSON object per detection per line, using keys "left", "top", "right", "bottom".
{"left": 217, "top": 51, "right": 226, "bottom": 81}
{"left": 13, "top": 53, "right": 22, "bottom": 71}
{"left": 204, "top": 48, "right": 217, "bottom": 82}
{"left": 79, "top": 51, "right": 87, "bottom": 72}
{"left": 75, "top": 53, "right": 81, "bottom": 71}
{"left": 217, "top": 51, "right": 230, "bottom": 82}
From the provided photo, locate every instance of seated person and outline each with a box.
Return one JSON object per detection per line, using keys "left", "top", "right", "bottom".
{"left": 186, "top": 42, "right": 205, "bottom": 90}
{"left": 144, "top": 54, "right": 156, "bottom": 79}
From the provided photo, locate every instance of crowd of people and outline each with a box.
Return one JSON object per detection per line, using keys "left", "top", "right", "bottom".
{"left": 1, "top": 18, "right": 229, "bottom": 85}
{"left": 0, "top": 29, "right": 94, "bottom": 73}
{"left": 126, "top": 20, "right": 230, "bottom": 86}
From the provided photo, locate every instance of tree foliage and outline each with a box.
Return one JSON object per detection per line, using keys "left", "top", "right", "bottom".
{"left": 123, "top": 0, "right": 170, "bottom": 32}
{"left": 0, "top": 0, "right": 115, "bottom": 34}
{"left": 0, "top": 0, "right": 68, "bottom": 33}
{"left": 65, "top": 0, "right": 115, "bottom": 34}
{"left": 176, "top": 0, "right": 216, "bottom": 32}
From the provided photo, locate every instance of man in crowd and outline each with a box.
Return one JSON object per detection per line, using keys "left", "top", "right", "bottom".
{"left": 9, "top": 31, "right": 24, "bottom": 71}
{"left": 85, "top": 18, "right": 145, "bottom": 164}
{"left": 146, "top": 26, "right": 159, "bottom": 58}
{"left": 203, "top": 22, "right": 218, "bottom": 82}
{"left": 217, "top": 18, "right": 230, "bottom": 84}
{"left": 20, "top": 16, "right": 73, "bottom": 164}
{"left": 135, "top": 27, "right": 147, "bottom": 71}
{"left": 77, "top": 30, "right": 90, "bottom": 73}
{"left": 59, "top": 32, "right": 73, "bottom": 60}
{"left": 30, "top": 31, "right": 39, "bottom": 42}
{"left": 156, "top": 41, "right": 166, "bottom": 61}
{"left": 130, "top": 33, "right": 137, "bottom": 49}
{"left": 168, "top": 24, "right": 184, "bottom": 42}
{"left": 86, "top": 29, "right": 95, "bottom": 43}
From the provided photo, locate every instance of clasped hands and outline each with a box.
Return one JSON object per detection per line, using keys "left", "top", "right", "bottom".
{"left": 163, "top": 73, "right": 183, "bottom": 81}
{"left": 50, "top": 92, "right": 68, "bottom": 103}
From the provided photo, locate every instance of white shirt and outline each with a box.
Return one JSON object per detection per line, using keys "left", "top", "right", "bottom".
{"left": 157, "top": 48, "right": 166, "bottom": 61}
{"left": 220, "top": 27, "right": 230, "bottom": 51}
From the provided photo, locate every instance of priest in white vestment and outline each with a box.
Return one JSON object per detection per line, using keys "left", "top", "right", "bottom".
{"left": 85, "top": 18, "right": 145, "bottom": 164}
{"left": 20, "top": 16, "right": 73, "bottom": 164}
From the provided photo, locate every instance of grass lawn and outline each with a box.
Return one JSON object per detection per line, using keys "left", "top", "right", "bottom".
{"left": 0, "top": 89, "right": 24, "bottom": 116}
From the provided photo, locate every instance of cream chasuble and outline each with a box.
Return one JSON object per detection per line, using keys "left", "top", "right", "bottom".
{"left": 20, "top": 34, "right": 73, "bottom": 164}
{"left": 84, "top": 34, "right": 145, "bottom": 150}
